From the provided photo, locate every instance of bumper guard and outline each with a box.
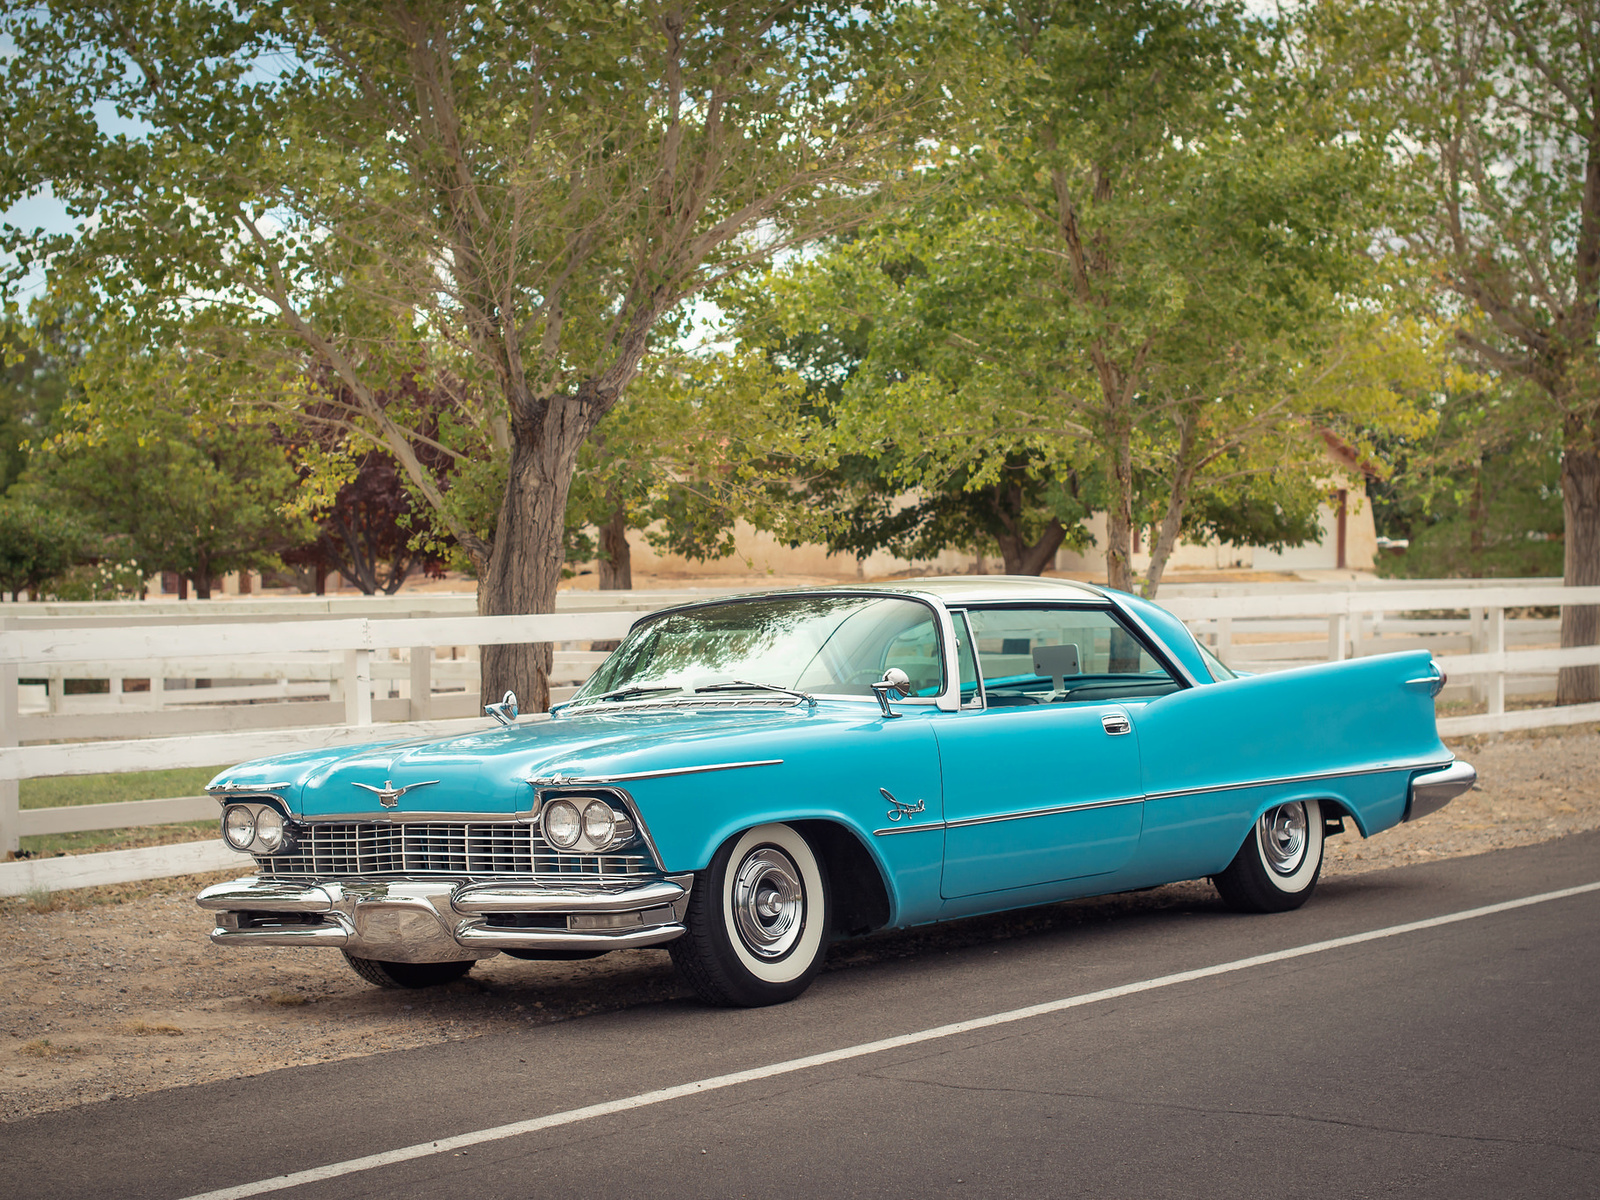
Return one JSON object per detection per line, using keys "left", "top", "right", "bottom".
{"left": 198, "top": 874, "right": 694, "bottom": 962}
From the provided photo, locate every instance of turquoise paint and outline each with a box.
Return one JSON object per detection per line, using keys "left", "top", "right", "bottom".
{"left": 207, "top": 586, "right": 1457, "bottom": 939}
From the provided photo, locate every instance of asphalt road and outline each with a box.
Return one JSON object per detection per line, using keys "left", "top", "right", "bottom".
{"left": 6, "top": 831, "right": 1599, "bottom": 1200}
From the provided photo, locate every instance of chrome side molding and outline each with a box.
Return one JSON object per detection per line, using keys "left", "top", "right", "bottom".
{"left": 1405, "top": 760, "right": 1477, "bottom": 822}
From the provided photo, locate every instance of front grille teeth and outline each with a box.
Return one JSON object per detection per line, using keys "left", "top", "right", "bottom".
{"left": 254, "top": 821, "right": 656, "bottom": 882}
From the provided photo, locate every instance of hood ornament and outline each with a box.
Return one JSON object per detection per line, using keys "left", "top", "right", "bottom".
{"left": 352, "top": 779, "right": 440, "bottom": 809}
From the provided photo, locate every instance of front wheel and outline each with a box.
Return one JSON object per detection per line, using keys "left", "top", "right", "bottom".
{"left": 669, "top": 823, "right": 831, "bottom": 1007}
{"left": 341, "top": 953, "right": 476, "bottom": 989}
{"left": 1212, "top": 799, "right": 1324, "bottom": 913}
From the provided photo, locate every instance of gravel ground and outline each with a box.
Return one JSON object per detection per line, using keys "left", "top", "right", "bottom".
{"left": 3, "top": 727, "right": 1597, "bottom": 1124}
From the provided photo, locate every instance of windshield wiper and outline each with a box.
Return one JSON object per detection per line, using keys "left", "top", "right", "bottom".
{"left": 694, "top": 679, "right": 816, "bottom": 707}
{"left": 576, "top": 684, "right": 684, "bottom": 705}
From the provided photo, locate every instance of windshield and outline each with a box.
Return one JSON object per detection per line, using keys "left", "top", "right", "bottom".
{"left": 571, "top": 594, "right": 945, "bottom": 704}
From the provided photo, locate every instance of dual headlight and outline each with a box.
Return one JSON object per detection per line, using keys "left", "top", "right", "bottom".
{"left": 221, "top": 802, "right": 295, "bottom": 855}
{"left": 540, "top": 797, "right": 635, "bottom": 853}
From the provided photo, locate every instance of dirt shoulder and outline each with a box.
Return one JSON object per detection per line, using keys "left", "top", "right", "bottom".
{"left": 4, "top": 726, "right": 1597, "bottom": 1124}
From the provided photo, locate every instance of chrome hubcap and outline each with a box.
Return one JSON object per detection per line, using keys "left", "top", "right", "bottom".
{"left": 1259, "top": 802, "right": 1309, "bottom": 875}
{"left": 731, "top": 846, "right": 805, "bottom": 959}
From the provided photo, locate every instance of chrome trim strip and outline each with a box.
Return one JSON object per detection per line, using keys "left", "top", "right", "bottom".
{"left": 944, "top": 795, "right": 1144, "bottom": 830}
{"left": 453, "top": 922, "right": 686, "bottom": 952}
{"left": 293, "top": 810, "right": 538, "bottom": 824}
{"left": 209, "top": 924, "right": 350, "bottom": 949}
{"left": 451, "top": 878, "right": 687, "bottom": 916}
{"left": 208, "top": 781, "right": 292, "bottom": 794}
{"left": 872, "top": 793, "right": 1147, "bottom": 837}
{"left": 1145, "top": 758, "right": 1455, "bottom": 802}
{"left": 528, "top": 759, "right": 782, "bottom": 786}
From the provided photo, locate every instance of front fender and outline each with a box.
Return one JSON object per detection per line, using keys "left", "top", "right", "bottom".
{"left": 622, "top": 714, "right": 945, "bottom": 929}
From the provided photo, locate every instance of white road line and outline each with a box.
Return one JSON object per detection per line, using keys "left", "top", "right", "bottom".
{"left": 178, "top": 881, "right": 1600, "bottom": 1200}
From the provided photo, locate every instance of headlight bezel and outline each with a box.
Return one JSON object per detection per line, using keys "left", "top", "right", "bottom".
{"left": 219, "top": 801, "right": 298, "bottom": 856}
{"left": 538, "top": 792, "right": 638, "bottom": 854}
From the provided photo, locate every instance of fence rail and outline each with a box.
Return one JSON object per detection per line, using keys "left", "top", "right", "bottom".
{"left": 3, "top": 580, "right": 1598, "bottom": 896}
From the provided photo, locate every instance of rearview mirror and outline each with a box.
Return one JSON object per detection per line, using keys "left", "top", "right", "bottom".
{"left": 871, "top": 667, "right": 913, "bottom": 718}
{"left": 485, "top": 689, "right": 519, "bottom": 726}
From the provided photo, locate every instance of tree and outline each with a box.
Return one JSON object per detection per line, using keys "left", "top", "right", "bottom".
{"left": 1367, "top": 378, "right": 1565, "bottom": 578}
{"left": 0, "top": 314, "right": 79, "bottom": 494}
{"left": 1, "top": 1, "right": 943, "bottom": 708}
{"left": 277, "top": 379, "right": 455, "bottom": 595}
{"left": 1329, "top": 0, "right": 1600, "bottom": 701}
{"left": 720, "top": 278, "right": 1102, "bottom": 574}
{"left": 29, "top": 399, "right": 310, "bottom": 599}
{"left": 721, "top": 1, "right": 1434, "bottom": 596}
{"left": 0, "top": 498, "right": 89, "bottom": 599}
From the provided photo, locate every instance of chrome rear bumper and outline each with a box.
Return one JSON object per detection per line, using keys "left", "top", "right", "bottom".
{"left": 1405, "top": 760, "right": 1477, "bottom": 822}
{"left": 198, "top": 874, "right": 693, "bottom": 962}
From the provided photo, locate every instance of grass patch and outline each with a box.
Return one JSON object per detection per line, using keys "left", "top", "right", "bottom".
{"left": 121, "top": 1020, "right": 183, "bottom": 1037}
{"left": 266, "top": 991, "right": 308, "bottom": 1007}
{"left": 19, "top": 820, "right": 216, "bottom": 859}
{"left": 20, "top": 765, "right": 233, "bottom": 810}
{"left": 20, "top": 1039, "right": 83, "bottom": 1059}
{"left": 22, "top": 886, "right": 56, "bottom": 913}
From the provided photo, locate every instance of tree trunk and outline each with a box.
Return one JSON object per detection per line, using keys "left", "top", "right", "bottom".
{"left": 598, "top": 504, "right": 632, "bottom": 590}
{"left": 1467, "top": 457, "right": 1486, "bottom": 577}
{"left": 1103, "top": 414, "right": 1136, "bottom": 592}
{"left": 477, "top": 431, "right": 580, "bottom": 713}
{"left": 1145, "top": 484, "right": 1193, "bottom": 599}
{"left": 995, "top": 519, "right": 1067, "bottom": 576}
{"left": 1558, "top": 430, "right": 1600, "bottom": 704}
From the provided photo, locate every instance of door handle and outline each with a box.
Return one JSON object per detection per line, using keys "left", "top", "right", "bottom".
{"left": 1101, "top": 713, "right": 1131, "bottom": 736}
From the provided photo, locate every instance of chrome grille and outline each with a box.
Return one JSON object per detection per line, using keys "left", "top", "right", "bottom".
{"left": 255, "top": 821, "right": 657, "bottom": 882}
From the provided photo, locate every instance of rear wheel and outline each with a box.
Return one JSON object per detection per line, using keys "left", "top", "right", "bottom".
{"left": 341, "top": 953, "right": 476, "bottom": 989}
{"left": 670, "top": 822, "right": 831, "bottom": 1008}
{"left": 1212, "top": 798, "right": 1324, "bottom": 913}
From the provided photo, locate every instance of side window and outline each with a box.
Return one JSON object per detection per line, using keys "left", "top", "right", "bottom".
{"left": 880, "top": 613, "right": 944, "bottom": 697}
{"left": 965, "top": 607, "right": 1179, "bottom": 706}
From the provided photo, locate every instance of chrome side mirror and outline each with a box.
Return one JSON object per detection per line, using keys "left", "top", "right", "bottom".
{"left": 485, "top": 689, "right": 519, "bottom": 726}
{"left": 871, "top": 667, "right": 912, "bottom": 719}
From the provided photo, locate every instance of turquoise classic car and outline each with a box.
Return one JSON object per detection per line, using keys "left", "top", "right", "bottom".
{"left": 196, "top": 578, "right": 1476, "bottom": 1007}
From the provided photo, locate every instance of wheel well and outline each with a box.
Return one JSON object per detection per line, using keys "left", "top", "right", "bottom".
{"left": 1315, "top": 797, "right": 1355, "bottom": 838}
{"left": 792, "top": 820, "right": 892, "bottom": 937}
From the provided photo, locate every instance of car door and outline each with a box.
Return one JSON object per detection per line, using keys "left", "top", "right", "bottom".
{"left": 935, "top": 605, "right": 1176, "bottom": 900}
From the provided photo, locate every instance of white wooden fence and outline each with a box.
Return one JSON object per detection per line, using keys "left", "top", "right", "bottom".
{"left": 2, "top": 580, "right": 1598, "bottom": 896}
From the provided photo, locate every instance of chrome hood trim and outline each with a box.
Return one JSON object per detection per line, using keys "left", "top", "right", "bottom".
{"left": 529, "top": 759, "right": 783, "bottom": 787}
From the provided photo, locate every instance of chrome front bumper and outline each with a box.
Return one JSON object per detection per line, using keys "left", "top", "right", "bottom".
{"left": 196, "top": 874, "right": 694, "bottom": 963}
{"left": 1405, "top": 760, "right": 1478, "bottom": 822}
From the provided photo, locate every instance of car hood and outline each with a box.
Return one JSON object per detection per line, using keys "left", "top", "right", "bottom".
{"left": 209, "top": 705, "right": 861, "bottom": 819}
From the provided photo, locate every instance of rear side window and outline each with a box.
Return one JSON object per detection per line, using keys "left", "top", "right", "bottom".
{"left": 965, "top": 607, "right": 1180, "bottom": 705}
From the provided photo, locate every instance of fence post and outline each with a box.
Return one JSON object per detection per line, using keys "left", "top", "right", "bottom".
{"left": 343, "top": 649, "right": 373, "bottom": 726}
{"left": 1327, "top": 613, "right": 1348, "bottom": 662}
{"left": 1, "top": 657, "right": 17, "bottom": 855}
{"left": 1486, "top": 605, "right": 1506, "bottom": 718}
{"left": 1469, "top": 605, "right": 1485, "bottom": 705}
{"left": 409, "top": 645, "right": 432, "bottom": 721}
{"left": 1216, "top": 617, "right": 1233, "bottom": 666}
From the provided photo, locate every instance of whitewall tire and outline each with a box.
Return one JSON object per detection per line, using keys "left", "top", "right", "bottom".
{"left": 1212, "top": 798, "right": 1325, "bottom": 913}
{"left": 670, "top": 822, "right": 831, "bottom": 1007}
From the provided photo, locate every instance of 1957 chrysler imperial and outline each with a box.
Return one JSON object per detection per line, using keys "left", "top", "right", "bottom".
{"left": 197, "top": 578, "right": 1476, "bottom": 1007}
